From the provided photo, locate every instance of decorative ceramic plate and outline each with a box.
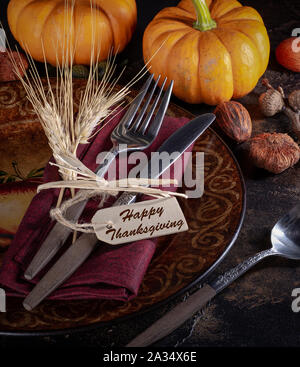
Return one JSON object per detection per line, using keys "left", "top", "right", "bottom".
{"left": 0, "top": 80, "right": 245, "bottom": 335}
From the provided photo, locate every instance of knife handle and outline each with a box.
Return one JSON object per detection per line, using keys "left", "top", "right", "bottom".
{"left": 23, "top": 193, "right": 140, "bottom": 310}
{"left": 23, "top": 232, "right": 98, "bottom": 311}
{"left": 24, "top": 200, "right": 88, "bottom": 280}
{"left": 24, "top": 147, "right": 120, "bottom": 280}
{"left": 126, "top": 284, "right": 216, "bottom": 347}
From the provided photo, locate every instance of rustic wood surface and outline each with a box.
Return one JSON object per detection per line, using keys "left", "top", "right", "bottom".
{"left": 1, "top": 0, "right": 300, "bottom": 348}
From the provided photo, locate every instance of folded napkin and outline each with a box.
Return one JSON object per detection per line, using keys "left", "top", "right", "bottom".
{"left": 0, "top": 108, "right": 191, "bottom": 302}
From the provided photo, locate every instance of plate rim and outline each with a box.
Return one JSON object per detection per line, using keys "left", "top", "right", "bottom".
{"left": 0, "top": 106, "right": 246, "bottom": 337}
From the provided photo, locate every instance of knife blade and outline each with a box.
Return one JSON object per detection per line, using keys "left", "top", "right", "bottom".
{"left": 126, "top": 244, "right": 265, "bottom": 347}
{"left": 126, "top": 284, "right": 217, "bottom": 347}
{"left": 23, "top": 74, "right": 159, "bottom": 281}
{"left": 126, "top": 256, "right": 248, "bottom": 347}
{"left": 23, "top": 113, "right": 215, "bottom": 311}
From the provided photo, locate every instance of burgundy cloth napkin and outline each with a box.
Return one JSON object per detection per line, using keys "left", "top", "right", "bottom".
{"left": 0, "top": 108, "right": 191, "bottom": 301}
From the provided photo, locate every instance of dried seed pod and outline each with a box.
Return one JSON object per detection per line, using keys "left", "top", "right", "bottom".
{"left": 214, "top": 101, "right": 252, "bottom": 143}
{"left": 283, "top": 107, "right": 300, "bottom": 140}
{"left": 259, "top": 79, "right": 285, "bottom": 116}
{"left": 288, "top": 90, "right": 300, "bottom": 112}
{"left": 259, "top": 89, "right": 285, "bottom": 116}
{"left": 249, "top": 132, "right": 300, "bottom": 174}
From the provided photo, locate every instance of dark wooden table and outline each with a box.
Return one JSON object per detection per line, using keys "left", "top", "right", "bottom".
{"left": 1, "top": 0, "right": 300, "bottom": 349}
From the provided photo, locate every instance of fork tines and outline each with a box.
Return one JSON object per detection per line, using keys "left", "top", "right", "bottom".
{"left": 125, "top": 74, "right": 172, "bottom": 136}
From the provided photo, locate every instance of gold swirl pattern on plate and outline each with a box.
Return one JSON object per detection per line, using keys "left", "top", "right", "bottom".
{"left": 0, "top": 85, "right": 19, "bottom": 107}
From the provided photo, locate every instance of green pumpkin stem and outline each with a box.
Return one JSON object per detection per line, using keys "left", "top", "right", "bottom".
{"left": 192, "top": 0, "right": 216, "bottom": 31}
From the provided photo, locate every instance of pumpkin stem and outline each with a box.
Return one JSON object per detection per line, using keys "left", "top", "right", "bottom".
{"left": 192, "top": 0, "right": 216, "bottom": 31}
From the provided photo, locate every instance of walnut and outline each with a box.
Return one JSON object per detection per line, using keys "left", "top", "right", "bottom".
{"left": 249, "top": 133, "right": 300, "bottom": 174}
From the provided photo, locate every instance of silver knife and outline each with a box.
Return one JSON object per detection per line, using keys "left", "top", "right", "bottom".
{"left": 24, "top": 73, "right": 166, "bottom": 281}
{"left": 23, "top": 113, "right": 215, "bottom": 311}
{"left": 126, "top": 256, "right": 255, "bottom": 347}
{"left": 126, "top": 284, "right": 216, "bottom": 347}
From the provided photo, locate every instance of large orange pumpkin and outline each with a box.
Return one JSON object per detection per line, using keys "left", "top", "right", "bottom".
{"left": 143, "top": 0, "right": 270, "bottom": 105}
{"left": 7, "top": 0, "right": 137, "bottom": 66}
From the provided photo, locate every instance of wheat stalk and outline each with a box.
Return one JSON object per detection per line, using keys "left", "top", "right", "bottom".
{"left": 7, "top": 0, "right": 147, "bottom": 184}
{"left": 5, "top": 0, "right": 150, "bottom": 241}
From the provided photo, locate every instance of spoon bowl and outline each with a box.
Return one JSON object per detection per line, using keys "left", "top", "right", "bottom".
{"left": 127, "top": 203, "right": 300, "bottom": 347}
{"left": 271, "top": 203, "right": 300, "bottom": 260}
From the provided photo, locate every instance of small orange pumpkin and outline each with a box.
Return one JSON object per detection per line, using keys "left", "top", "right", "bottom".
{"left": 143, "top": 0, "right": 270, "bottom": 105}
{"left": 276, "top": 37, "right": 300, "bottom": 72}
{"left": 7, "top": 0, "right": 137, "bottom": 66}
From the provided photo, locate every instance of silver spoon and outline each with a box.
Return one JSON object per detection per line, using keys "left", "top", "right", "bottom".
{"left": 127, "top": 203, "right": 300, "bottom": 347}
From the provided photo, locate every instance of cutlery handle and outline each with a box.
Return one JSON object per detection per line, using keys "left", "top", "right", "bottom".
{"left": 24, "top": 200, "right": 89, "bottom": 280}
{"left": 23, "top": 233, "right": 98, "bottom": 311}
{"left": 95, "top": 145, "right": 119, "bottom": 177}
{"left": 23, "top": 192, "right": 141, "bottom": 310}
{"left": 126, "top": 249, "right": 276, "bottom": 347}
{"left": 209, "top": 249, "right": 275, "bottom": 293}
{"left": 24, "top": 146, "right": 118, "bottom": 280}
{"left": 126, "top": 284, "right": 216, "bottom": 347}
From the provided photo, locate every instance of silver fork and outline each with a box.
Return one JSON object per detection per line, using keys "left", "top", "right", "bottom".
{"left": 24, "top": 74, "right": 173, "bottom": 280}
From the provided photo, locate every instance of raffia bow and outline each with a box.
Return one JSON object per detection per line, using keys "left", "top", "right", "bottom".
{"left": 38, "top": 153, "right": 187, "bottom": 233}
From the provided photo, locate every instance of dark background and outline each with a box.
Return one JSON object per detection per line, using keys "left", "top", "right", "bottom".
{"left": 1, "top": 0, "right": 300, "bottom": 350}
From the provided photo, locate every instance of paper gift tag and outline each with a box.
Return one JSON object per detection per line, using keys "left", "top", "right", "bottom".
{"left": 92, "top": 197, "right": 188, "bottom": 245}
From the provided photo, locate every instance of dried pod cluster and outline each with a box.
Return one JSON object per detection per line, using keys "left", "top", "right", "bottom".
{"left": 259, "top": 79, "right": 300, "bottom": 140}
{"left": 214, "top": 81, "right": 300, "bottom": 174}
{"left": 249, "top": 133, "right": 300, "bottom": 174}
{"left": 214, "top": 101, "right": 252, "bottom": 143}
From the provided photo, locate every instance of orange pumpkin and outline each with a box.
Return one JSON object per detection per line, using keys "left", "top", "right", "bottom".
{"left": 143, "top": 0, "right": 270, "bottom": 105}
{"left": 276, "top": 37, "right": 300, "bottom": 72}
{"left": 7, "top": 0, "right": 137, "bottom": 66}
